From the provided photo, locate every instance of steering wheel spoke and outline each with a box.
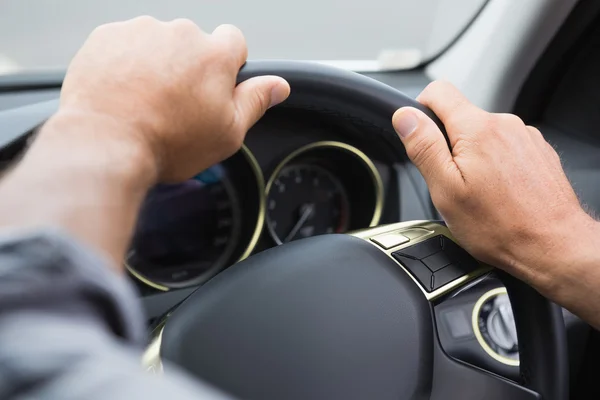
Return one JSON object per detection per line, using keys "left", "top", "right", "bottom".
{"left": 352, "top": 220, "right": 492, "bottom": 301}
{"left": 431, "top": 338, "right": 540, "bottom": 399}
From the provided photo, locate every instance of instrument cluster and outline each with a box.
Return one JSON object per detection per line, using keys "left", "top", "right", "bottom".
{"left": 128, "top": 141, "right": 386, "bottom": 291}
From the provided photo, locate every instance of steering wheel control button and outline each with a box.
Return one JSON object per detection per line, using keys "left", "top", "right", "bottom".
{"left": 442, "top": 309, "right": 472, "bottom": 339}
{"left": 391, "top": 254, "right": 434, "bottom": 292}
{"left": 421, "top": 251, "right": 452, "bottom": 272}
{"left": 432, "top": 265, "right": 461, "bottom": 290}
{"left": 370, "top": 232, "right": 409, "bottom": 249}
{"left": 432, "top": 261, "right": 479, "bottom": 290}
{"left": 441, "top": 236, "right": 480, "bottom": 271}
{"left": 393, "top": 235, "right": 442, "bottom": 260}
{"left": 397, "top": 227, "right": 434, "bottom": 240}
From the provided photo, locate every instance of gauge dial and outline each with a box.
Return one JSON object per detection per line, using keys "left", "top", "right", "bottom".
{"left": 266, "top": 164, "right": 350, "bottom": 244}
{"left": 127, "top": 164, "right": 241, "bottom": 288}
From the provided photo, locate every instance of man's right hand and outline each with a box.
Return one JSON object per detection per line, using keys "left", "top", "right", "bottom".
{"left": 392, "top": 81, "right": 600, "bottom": 327}
{"left": 59, "top": 16, "right": 290, "bottom": 183}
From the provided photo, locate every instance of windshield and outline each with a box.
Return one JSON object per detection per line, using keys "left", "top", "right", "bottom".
{"left": 0, "top": 0, "right": 487, "bottom": 75}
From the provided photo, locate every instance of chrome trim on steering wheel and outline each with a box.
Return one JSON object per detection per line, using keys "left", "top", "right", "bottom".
{"left": 142, "top": 220, "right": 490, "bottom": 371}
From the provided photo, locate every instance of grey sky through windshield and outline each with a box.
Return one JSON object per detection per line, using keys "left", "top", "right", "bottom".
{"left": 0, "top": 0, "right": 486, "bottom": 74}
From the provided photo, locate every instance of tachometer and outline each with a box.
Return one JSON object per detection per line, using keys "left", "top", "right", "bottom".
{"left": 127, "top": 145, "right": 266, "bottom": 291}
{"left": 266, "top": 164, "right": 350, "bottom": 244}
{"left": 127, "top": 164, "right": 241, "bottom": 289}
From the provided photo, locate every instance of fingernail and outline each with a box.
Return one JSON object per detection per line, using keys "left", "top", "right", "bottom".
{"left": 393, "top": 109, "right": 419, "bottom": 138}
{"left": 269, "top": 82, "right": 289, "bottom": 108}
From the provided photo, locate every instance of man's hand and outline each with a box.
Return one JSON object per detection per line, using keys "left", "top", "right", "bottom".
{"left": 392, "top": 81, "right": 600, "bottom": 326}
{"left": 0, "top": 18, "right": 289, "bottom": 266}
{"left": 60, "top": 16, "right": 290, "bottom": 182}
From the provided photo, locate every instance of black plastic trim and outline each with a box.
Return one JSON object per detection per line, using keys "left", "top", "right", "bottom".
{"left": 513, "top": 0, "right": 600, "bottom": 122}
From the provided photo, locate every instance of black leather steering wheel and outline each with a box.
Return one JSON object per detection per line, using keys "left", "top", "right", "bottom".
{"left": 0, "top": 61, "right": 568, "bottom": 400}
{"left": 150, "top": 61, "right": 569, "bottom": 400}
{"left": 148, "top": 61, "right": 572, "bottom": 400}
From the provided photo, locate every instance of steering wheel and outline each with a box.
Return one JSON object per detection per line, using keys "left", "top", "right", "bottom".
{"left": 140, "top": 61, "right": 567, "bottom": 400}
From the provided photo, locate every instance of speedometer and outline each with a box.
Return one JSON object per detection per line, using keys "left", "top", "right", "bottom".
{"left": 266, "top": 164, "right": 350, "bottom": 244}
{"left": 127, "top": 164, "right": 241, "bottom": 289}
{"left": 265, "top": 141, "right": 384, "bottom": 245}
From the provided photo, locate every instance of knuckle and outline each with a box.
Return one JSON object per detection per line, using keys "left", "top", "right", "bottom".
{"left": 419, "top": 80, "right": 443, "bottom": 103}
{"left": 132, "top": 15, "right": 158, "bottom": 25}
{"left": 492, "top": 113, "right": 525, "bottom": 130}
{"left": 418, "top": 80, "right": 460, "bottom": 106}
{"left": 422, "top": 80, "right": 454, "bottom": 97}
{"left": 171, "top": 18, "right": 199, "bottom": 32}
{"left": 90, "top": 25, "right": 106, "bottom": 37}
{"left": 545, "top": 142, "right": 561, "bottom": 162}
{"left": 219, "top": 23, "right": 244, "bottom": 36}
{"left": 486, "top": 114, "right": 507, "bottom": 136}
{"left": 526, "top": 125, "right": 542, "bottom": 137}
{"left": 445, "top": 107, "right": 490, "bottom": 135}
{"left": 213, "top": 24, "right": 247, "bottom": 61}
{"left": 90, "top": 22, "right": 114, "bottom": 36}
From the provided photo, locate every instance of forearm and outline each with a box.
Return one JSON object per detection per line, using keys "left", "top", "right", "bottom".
{"left": 512, "top": 212, "right": 600, "bottom": 329}
{"left": 0, "top": 228, "right": 230, "bottom": 400}
{"left": 551, "top": 219, "right": 600, "bottom": 329}
{"left": 0, "top": 111, "right": 156, "bottom": 266}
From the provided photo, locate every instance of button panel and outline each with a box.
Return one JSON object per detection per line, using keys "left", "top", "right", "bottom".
{"left": 392, "top": 235, "right": 480, "bottom": 292}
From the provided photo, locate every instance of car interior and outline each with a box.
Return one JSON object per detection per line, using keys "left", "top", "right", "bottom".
{"left": 1, "top": 0, "right": 600, "bottom": 399}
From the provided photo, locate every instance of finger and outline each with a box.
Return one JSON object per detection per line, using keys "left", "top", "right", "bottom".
{"left": 417, "top": 80, "right": 488, "bottom": 147}
{"left": 393, "top": 106, "right": 463, "bottom": 189}
{"left": 169, "top": 18, "right": 205, "bottom": 35}
{"left": 211, "top": 24, "right": 248, "bottom": 68}
{"left": 233, "top": 76, "right": 290, "bottom": 133}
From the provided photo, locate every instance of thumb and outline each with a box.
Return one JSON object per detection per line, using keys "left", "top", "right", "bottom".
{"left": 233, "top": 75, "right": 290, "bottom": 133}
{"left": 393, "top": 107, "right": 458, "bottom": 188}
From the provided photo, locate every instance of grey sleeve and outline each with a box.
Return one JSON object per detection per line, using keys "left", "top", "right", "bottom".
{"left": 0, "top": 228, "right": 233, "bottom": 400}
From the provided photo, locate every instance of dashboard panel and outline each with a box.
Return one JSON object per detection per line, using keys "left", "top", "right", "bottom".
{"left": 127, "top": 145, "right": 264, "bottom": 291}
{"left": 0, "top": 104, "right": 417, "bottom": 294}
{"left": 0, "top": 69, "right": 437, "bottom": 309}
{"left": 128, "top": 108, "right": 401, "bottom": 293}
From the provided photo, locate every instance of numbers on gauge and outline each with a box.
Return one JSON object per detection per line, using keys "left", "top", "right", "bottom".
{"left": 266, "top": 164, "right": 350, "bottom": 245}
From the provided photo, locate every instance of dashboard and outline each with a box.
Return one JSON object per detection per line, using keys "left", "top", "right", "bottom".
{"left": 128, "top": 108, "right": 401, "bottom": 293}
{"left": 0, "top": 105, "right": 433, "bottom": 295}
{"left": 128, "top": 137, "right": 385, "bottom": 292}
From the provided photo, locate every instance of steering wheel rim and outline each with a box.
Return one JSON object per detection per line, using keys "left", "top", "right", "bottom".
{"left": 238, "top": 60, "right": 450, "bottom": 153}
{"left": 150, "top": 60, "right": 569, "bottom": 400}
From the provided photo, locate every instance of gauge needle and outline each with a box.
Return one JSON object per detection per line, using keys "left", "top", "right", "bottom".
{"left": 284, "top": 203, "right": 315, "bottom": 243}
